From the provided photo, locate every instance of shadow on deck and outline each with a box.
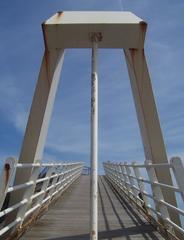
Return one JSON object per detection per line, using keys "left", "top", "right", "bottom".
{"left": 20, "top": 176, "right": 164, "bottom": 240}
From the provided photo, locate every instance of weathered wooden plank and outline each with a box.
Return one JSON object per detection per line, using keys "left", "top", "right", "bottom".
{"left": 20, "top": 176, "right": 164, "bottom": 240}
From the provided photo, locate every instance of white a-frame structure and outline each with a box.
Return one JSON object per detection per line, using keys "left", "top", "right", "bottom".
{"left": 9, "top": 12, "right": 181, "bottom": 239}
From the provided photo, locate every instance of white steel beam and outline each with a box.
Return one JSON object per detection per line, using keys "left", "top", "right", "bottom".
{"left": 0, "top": 157, "right": 17, "bottom": 211}
{"left": 90, "top": 33, "right": 99, "bottom": 240}
{"left": 43, "top": 11, "right": 146, "bottom": 49}
{"left": 6, "top": 48, "right": 65, "bottom": 231}
{"left": 124, "top": 48, "right": 181, "bottom": 228}
{"left": 171, "top": 157, "right": 184, "bottom": 201}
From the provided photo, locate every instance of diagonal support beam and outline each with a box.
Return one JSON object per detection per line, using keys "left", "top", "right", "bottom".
{"left": 6, "top": 48, "right": 65, "bottom": 232}
{"left": 124, "top": 48, "right": 181, "bottom": 229}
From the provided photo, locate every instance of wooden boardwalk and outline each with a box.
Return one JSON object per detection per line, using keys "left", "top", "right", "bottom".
{"left": 20, "top": 176, "right": 164, "bottom": 240}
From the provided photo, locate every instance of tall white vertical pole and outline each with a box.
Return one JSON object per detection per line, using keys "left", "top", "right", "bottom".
{"left": 90, "top": 35, "right": 99, "bottom": 240}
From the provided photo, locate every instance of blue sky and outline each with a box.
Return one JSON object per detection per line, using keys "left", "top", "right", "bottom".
{"left": 0, "top": 0, "right": 184, "bottom": 174}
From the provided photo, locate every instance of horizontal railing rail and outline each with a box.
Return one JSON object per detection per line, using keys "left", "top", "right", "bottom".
{"left": 0, "top": 157, "right": 84, "bottom": 238}
{"left": 103, "top": 157, "right": 184, "bottom": 240}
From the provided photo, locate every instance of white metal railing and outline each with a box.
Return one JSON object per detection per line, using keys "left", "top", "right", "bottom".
{"left": 0, "top": 157, "right": 83, "bottom": 238}
{"left": 103, "top": 157, "right": 184, "bottom": 239}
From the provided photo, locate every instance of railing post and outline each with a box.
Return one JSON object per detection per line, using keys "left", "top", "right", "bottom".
{"left": 112, "top": 164, "right": 118, "bottom": 186}
{"left": 170, "top": 157, "right": 184, "bottom": 201}
{"left": 118, "top": 164, "right": 126, "bottom": 192}
{"left": 121, "top": 164, "right": 131, "bottom": 198}
{"left": 16, "top": 160, "right": 40, "bottom": 226}
{"left": 114, "top": 164, "right": 120, "bottom": 187}
{"left": 124, "top": 162, "right": 137, "bottom": 197}
{"left": 56, "top": 165, "right": 66, "bottom": 193}
{"left": 79, "top": 164, "right": 84, "bottom": 177}
{"left": 48, "top": 165, "right": 64, "bottom": 201}
{"left": 117, "top": 164, "right": 123, "bottom": 188}
{"left": 71, "top": 164, "right": 79, "bottom": 183}
{"left": 34, "top": 166, "right": 54, "bottom": 209}
{"left": 145, "top": 160, "right": 173, "bottom": 233}
{"left": 64, "top": 165, "right": 71, "bottom": 188}
{"left": 132, "top": 162, "right": 150, "bottom": 213}
{"left": 63, "top": 164, "right": 71, "bottom": 189}
{"left": 0, "top": 157, "right": 17, "bottom": 211}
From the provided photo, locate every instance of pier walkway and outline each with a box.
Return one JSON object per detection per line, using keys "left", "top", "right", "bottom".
{"left": 20, "top": 176, "right": 163, "bottom": 240}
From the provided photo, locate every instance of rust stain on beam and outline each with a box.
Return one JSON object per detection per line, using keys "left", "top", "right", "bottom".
{"left": 4, "top": 163, "right": 10, "bottom": 189}
{"left": 57, "top": 11, "right": 63, "bottom": 17}
{"left": 129, "top": 48, "right": 138, "bottom": 61}
{"left": 139, "top": 21, "right": 147, "bottom": 32}
{"left": 42, "top": 24, "right": 51, "bottom": 86}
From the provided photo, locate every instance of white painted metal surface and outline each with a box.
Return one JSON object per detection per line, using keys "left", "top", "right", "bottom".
{"left": 0, "top": 158, "right": 83, "bottom": 238}
{"left": 171, "top": 157, "right": 184, "bottom": 201}
{"left": 7, "top": 49, "right": 65, "bottom": 229}
{"left": 46, "top": 11, "right": 144, "bottom": 24}
{"left": 145, "top": 160, "right": 172, "bottom": 232}
{"left": 103, "top": 158, "right": 184, "bottom": 239}
{"left": 0, "top": 158, "right": 17, "bottom": 211}
{"left": 132, "top": 162, "right": 150, "bottom": 212}
{"left": 90, "top": 34, "right": 99, "bottom": 240}
{"left": 43, "top": 11, "right": 146, "bottom": 49}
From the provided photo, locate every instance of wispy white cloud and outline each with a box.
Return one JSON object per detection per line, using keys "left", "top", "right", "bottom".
{"left": 0, "top": 75, "right": 28, "bottom": 132}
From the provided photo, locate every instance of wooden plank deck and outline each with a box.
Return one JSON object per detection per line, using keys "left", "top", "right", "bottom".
{"left": 20, "top": 176, "right": 164, "bottom": 240}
